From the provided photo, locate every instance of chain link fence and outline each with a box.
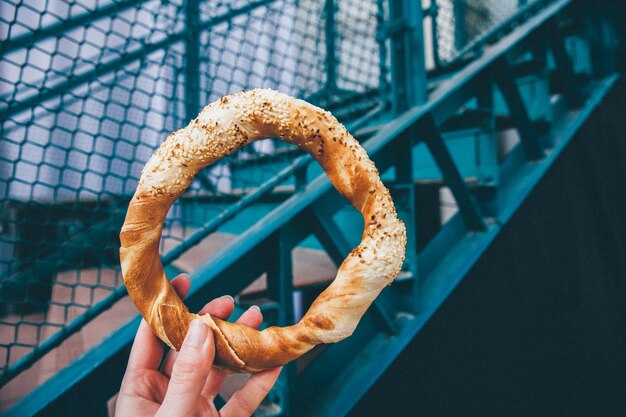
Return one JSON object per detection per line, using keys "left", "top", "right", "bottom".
{"left": 0, "top": 0, "right": 552, "bottom": 392}
{"left": 0, "top": 0, "right": 387, "bottom": 386}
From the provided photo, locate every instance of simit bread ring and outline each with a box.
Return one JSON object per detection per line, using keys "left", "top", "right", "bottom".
{"left": 120, "top": 89, "right": 406, "bottom": 372}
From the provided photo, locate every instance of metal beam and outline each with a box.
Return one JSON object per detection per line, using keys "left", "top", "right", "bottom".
{"left": 362, "top": 0, "right": 573, "bottom": 160}
{"left": 184, "top": 0, "right": 201, "bottom": 121}
{"left": 420, "top": 115, "right": 486, "bottom": 231}
{"left": 391, "top": 132, "right": 418, "bottom": 280}
{"left": 388, "top": 0, "right": 428, "bottom": 113}
{"left": 494, "top": 58, "right": 545, "bottom": 160}
{"left": 265, "top": 227, "right": 296, "bottom": 416}
{"left": 266, "top": 229, "right": 296, "bottom": 327}
{"left": 294, "top": 74, "right": 619, "bottom": 417}
{"left": 548, "top": 20, "right": 585, "bottom": 107}
{"left": 444, "top": 0, "right": 552, "bottom": 68}
{"left": 324, "top": 0, "right": 338, "bottom": 93}
{"left": 0, "top": 0, "right": 147, "bottom": 57}
{"left": 309, "top": 205, "right": 352, "bottom": 265}
{"left": 307, "top": 202, "right": 400, "bottom": 335}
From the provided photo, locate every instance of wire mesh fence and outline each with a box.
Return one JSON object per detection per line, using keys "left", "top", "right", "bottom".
{"left": 0, "top": 0, "right": 388, "bottom": 385}
{"left": 0, "top": 0, "right": 552, "bottom": 387}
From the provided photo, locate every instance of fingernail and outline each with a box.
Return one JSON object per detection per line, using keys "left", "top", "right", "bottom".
{"left": 250, "top": 305, "right": 260, "bottom": 312}
{"left": 186, "top": 319, "right": 207, "bottom": 348}
{"left": 172, "top": 273, "right": 189, "bottom": 281}
{"left": 220, "top": 295, "right": 234, "bottom": 303}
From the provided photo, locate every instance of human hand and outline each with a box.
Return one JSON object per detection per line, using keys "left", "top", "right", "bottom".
{"left": 115, "top": 274, "right": 282, "bottom": 417}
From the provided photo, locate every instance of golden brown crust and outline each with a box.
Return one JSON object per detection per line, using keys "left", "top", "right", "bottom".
{"left": 120, "top": 89, "right": 406, "bottom": 372}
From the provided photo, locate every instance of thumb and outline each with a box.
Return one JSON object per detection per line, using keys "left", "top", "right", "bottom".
{"left": 157, "top": 318, "right": 215, "bottom": 417}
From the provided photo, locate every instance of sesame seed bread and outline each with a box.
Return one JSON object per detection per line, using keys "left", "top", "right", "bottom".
{"left": 119, "top": 89, "right": 406, "bottom": 372}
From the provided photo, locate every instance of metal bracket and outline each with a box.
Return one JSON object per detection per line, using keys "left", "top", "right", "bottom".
{"left": 494, "top": 57, "right": 546, "bottom": 160}
{"left": 420, "top": 115, "right": 487, "bottom": 232}
{"left": 548, "top": 19, "right": 585, "bottom": 107}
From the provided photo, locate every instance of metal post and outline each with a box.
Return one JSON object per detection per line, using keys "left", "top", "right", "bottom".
{"left": 266, "top": 228, "right": 296, "bottom": 416}
{"left": 266, "top": 230, "right": 295, "bottom": 327}
{"left": 429, "top": 1, "right": 442, "bottom": 69}
{"left": 454, "top": 0, "right": 467, "bottom": 53}
{"left": 386, "top": 0, "right": 426, "bottom": 302}
{"left": 421, "top": 115, "right": 486, "bottom": 231}
{"left": 185, "top": 0, "right": 201, "bottom": 121}
{"left": 494, "top": 58, "right": 545, "bottom": 160}
{"left": 584, "top": 1, "right": 617, "bottom": 78}
{"left": 377, "top": 0, "right": 390, "bottom": 105}
{"left": 548, "top": 20, "right": 584, "bottom": 108}
{"left": 392, "top": 133, "right": 419, "bottom": 282}
{"left": 325, "top": 0, "right": 338, "bottom": 95}
{"left": 388, "top": 0, "right": 428, "bottom": 114}
{"left": 389, "top": 132, "right": 421, "bottom": 314}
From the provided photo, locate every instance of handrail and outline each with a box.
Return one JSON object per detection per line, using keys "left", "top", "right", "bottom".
{"left": 0, "top": 104, "right": 382, "bottom": 387}
{"left": 188, "top": 0, "right": 574, "bottom": 294}
{"left": 0, "top": 0, "right": 571, "bottom": 388}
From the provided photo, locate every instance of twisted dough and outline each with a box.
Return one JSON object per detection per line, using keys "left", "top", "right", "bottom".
{"left": 120, "top": 89, "right": 406, "bottom": 372}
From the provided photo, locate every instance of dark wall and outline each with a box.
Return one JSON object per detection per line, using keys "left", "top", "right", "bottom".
{"left": 349, "top": 82, "right": 626, "bottom": 417}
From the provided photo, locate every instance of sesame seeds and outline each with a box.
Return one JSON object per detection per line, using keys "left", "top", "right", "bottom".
{"left": 134, "top": 89, "right": 407, "bottom": 343}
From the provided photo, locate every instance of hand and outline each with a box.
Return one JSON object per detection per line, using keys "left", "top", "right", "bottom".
{"left": 115, "top": 274, "right": 282, "bottom": 417}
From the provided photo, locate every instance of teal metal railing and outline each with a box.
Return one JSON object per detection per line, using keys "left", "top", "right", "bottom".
{"left": 0, "top": 0, "right": 544, "bottom": 388}
{"left": 0, "top": 0, "right": 391, "bottom": 387}
{"left": 1, "top": 0, "right": 621, "bottom": 415}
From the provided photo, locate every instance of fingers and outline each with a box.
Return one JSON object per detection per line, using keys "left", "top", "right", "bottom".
{"left": 201, "top": 305, "right": 263, "bottom": 401}
{"left": 125, "top": 319, "right": 164, "bottom": 374}
{"left": 198, "top": 294, "right": 236, "bottom": 317}
{"left": 235, "top": 305, "right": 263, "bottom": 329}
{"left": 125, "top": 274, "right": 188, "bottom": 374}
{"left": 156, "top": 319, "right": 215, "bottom": 417}
{"left": 219, "top": 367, "right": 282, "bottom": 417}
{"left": 171, "top": 274, "right": 191, "bottom": 299}
{"left": 161, "top": 294, "right": 235, "bottom": 378}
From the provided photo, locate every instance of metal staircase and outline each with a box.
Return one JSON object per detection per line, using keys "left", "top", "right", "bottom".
{"left": 0, "top": 0, "right": 622, "bottom": 415}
